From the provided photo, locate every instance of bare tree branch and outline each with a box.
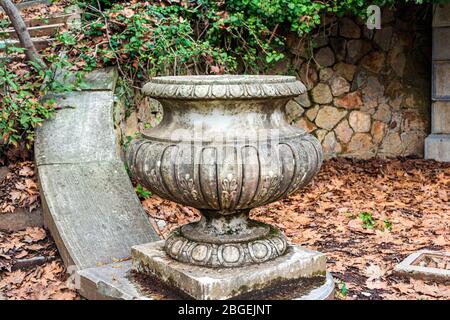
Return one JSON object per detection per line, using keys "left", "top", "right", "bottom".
{"left": 0, "top": 0, "right": 47, "bottom": 69}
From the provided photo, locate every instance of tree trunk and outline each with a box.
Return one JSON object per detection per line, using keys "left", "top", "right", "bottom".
{"left": 0, "top": 0, "right": 46, "bottom": 69}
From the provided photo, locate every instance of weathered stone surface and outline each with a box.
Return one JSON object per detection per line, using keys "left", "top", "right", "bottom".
{"left": 137, "top": 97, "right": 161, "bottom": 129}
{"left": 395, "top": 250, "right": 450, "bottom": 281}
{"left": 315, "top": 106, "right": 347, "bottom": 130}
{"left": 0, "top": 208, "right": 43, "bottom": 232}
{"left": 132, "top": 241, "right": 328, "bottom": 300}
{"left": 371, "top": 121, "right": 387, "bottom": 144}
{"left": 386, "top": 80, "right": 404, "bottom": 105}
{"left": 380, "top": 132, "right": 403, "bottom": 156}
{"left": 319, "top": 68, "right": 334, "bottom": 82}
{"left": 333, "top": 62, "right": 357, "bottom": 81}
{"left": 347, "top": 133, "right": 374, "bottom": 157}
{"left": 299, "top": 63, "right": 318, "bottom": 90}
{"left": 349, "top": 111, "right": 371, "bottom": 133}
{"left": 403, "top": 90, "right": 427, "bottom": 111}
{"left": 352, "top": 69, "right": 369, "bottom": 91}
{"left": 294, "top": 118, "right": 317, "bottom": 133}
{"left": 334, "top": 91, "right": 363, "bottom": 109}
{"left": 36, "top": 68, "right": 159, "bottom": 271}
{"left": 35, "top": 91, "right": 117, "bottom": 165}
{"left": 330, "top": 37, "right": 346, "bottom": 61}
{"left": 125, "top": 111, "right": 139, "bottom": 137}
{"left": 53, "top": 66, "right": 118, "bottom": 91}
{"left": 78, "top": 258, "right": 335, "bottom": 300}
{"left": 305, "top": 105, "right": 320, "bottom": 121}
{"left": 294, "top": 92, "right": 311, "bottom": 108}
{"left": 330, "top": 76, "right": 350, "bottom": 97}
{"left": 363, "top": 76, "right": 385, "bottom": 101}
{"left": 311, "top": 83, "right": 333, "bottom": 104}
{"left": 322, "top": 131, "right": 340, "bottom": 155}
{"left": 433, "top": 27, "right": 450, "bottom": 60}
{"left": 334, "top": 120, "right": 353, "bottom": 144}
{"left": 346, "top": 40, "right": 372, "bottom": 63}
{"left": 39, "top": 161, "right": 158, "bottom": 269}
{"left": 135, "top": 76, "right": 323, "bottom": 269}
{"left": 401, "top": 132, "right": 425, "bottom": 156}
{"left": 315, "top": 47, "right": 335, "bottom": 67}
{"left": 401, "top": 110, "right": 427, "bottom": 132}
{"left": 374, "top": 27, "right": 393, "bottom": 52}
{"left": 286, "top": 100, "right": 305, "bottom": 122}
{"left": 339, "top": 17, "right": 361, "bottom": 39}
{"left": 361, "top": 51, "right": 386, "bottom": 74}
{"left": 425, "top": 134, "right": 450, "bottom": 162}
{"left": 78, "top": 261, "right": 151, "bottom": 300}
{"left": 389, "top": 45, "right": 406, "bottom": 77}
{"left": 434, "top": 23, "right": 450, "bottom": 58}
{"left": 373, "top": 103, "right": 392, "bottom": 123}
{"left": 433, "top": 61, "right": 450, "bottom": 100}
{"left": 314, "top": 129, "right": 328, "bottom": 143}
{"left": 432, "top": 101, "right": 450, "bottom": 134}
{"left": 312, "top": 34, "right": 329, "bottom": 48}
{"left": 433, "top": 3, "right": 450, "bottom": 27}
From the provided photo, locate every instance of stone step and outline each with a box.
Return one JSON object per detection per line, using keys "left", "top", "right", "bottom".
{"left": 0, "top": 37, "right": 53, "bottom": 52}
{"left": 3, "top": 23, "right": 66, "bottom": 39}
{"left": 24, "top": 13, "right": 77, "bottom": 28}
{"left": 0, "top": 0, "right": 51, "bottom": 12}
{"left": 0, "top": 208, "right": 43, "bottom": 232}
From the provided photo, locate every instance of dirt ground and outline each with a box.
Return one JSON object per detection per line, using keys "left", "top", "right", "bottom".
{"left": 0, "top": 158, "right": 449, "bottom": 300}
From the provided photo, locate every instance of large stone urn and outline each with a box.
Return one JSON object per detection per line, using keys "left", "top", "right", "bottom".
{"left": 127, "top": 75, "right": 332, "bottom": 300}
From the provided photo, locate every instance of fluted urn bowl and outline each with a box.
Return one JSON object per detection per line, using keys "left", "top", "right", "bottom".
{"left": 127, "top": 75, "right": 323, "bottom": 268}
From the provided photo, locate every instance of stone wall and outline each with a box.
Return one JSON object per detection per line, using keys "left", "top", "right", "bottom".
{"left": 122, "top": 6, "right": 432, "bottom": 160}
{"left": 283, "top": 6, "right": 432, "bottom": 159}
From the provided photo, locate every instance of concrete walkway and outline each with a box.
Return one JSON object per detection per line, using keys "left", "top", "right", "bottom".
{"left": 35, "top": 68, "right": 159, "bottom": 278}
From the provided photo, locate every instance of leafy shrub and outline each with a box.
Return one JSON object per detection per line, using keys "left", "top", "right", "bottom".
{"left": 0, "top": 36, "right": 84, "bottom": 160}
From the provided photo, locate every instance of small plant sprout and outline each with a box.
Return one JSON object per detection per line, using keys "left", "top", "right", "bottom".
{"left": 359, "top": 211, "right": 377, "bottom": 229}
{"left": 335, "top": 280, "right": 347, "bottom": 299}
{"left": 383, "top": 219, "right": 393, "bottom": 231}
{"left": 136, "top": 184, "right": 152, "bottom": 199}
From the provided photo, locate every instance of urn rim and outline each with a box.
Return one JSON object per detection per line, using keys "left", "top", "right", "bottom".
{"left": 142, "top": 75, "right": 306, "bottom": 100}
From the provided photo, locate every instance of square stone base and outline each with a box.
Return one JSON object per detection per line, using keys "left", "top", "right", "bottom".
{"left": 131, "top": 241, "right": 327, "bottom": 300}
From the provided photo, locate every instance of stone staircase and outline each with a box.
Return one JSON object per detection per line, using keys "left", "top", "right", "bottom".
{"left": 0, "top": 0, "right": 80, "bottom": 52}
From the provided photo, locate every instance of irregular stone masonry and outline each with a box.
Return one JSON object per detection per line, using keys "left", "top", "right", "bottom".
{"left": 285, "top": 6, "right": 431, "bottom": 159}
{"left": 126, "top": 6, "right": 431, "bottom": 160}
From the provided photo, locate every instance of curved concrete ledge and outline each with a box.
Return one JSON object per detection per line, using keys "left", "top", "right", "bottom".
{"left": 35, "top": 68, "right": 159, "bottom": 274}
{"left": 77, "top": 260, "right": 334, "bottom": 300}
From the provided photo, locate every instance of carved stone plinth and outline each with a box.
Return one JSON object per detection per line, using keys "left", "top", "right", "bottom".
{"left": 132, "top": 241, "right": 334, "bottom": 300}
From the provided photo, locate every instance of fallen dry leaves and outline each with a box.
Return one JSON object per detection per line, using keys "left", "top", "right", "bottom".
{"left": 1, "top": 158, "right": 448, "bottom": 300}
{"left": 0, "top": 0, "right": 70, "bottom": 22}
{"left": 0, "top": 162, "right": 39, "bottom": 214}
{"left": 141, "top": 158, "right": 450, "bottom": 300}
{"left": 0, "top": 227, "right": 79, "bottom": 300}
